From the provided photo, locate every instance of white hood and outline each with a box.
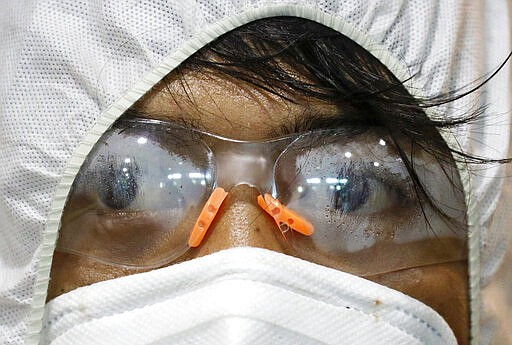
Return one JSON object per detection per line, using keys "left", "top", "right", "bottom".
{"left": 0, "top": 1, "right": 510, "bottom": 344}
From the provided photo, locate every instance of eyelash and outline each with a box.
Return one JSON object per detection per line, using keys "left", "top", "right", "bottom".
{"left": 307, "top": 160, "right": 413, "bottom": 216}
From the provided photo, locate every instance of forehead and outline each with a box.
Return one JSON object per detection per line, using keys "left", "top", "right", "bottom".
{"left": 132, "top": 68, "right": 340, "bottom": 140}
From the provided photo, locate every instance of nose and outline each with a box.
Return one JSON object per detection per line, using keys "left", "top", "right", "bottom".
{"left": 186, "top": 184, "right": 290, "bottom": 259}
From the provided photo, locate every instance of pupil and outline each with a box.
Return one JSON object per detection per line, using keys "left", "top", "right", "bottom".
{"left": 332, "top": 175, "right": 369, "bottom": 213}
{"left": 98, "top": 159, "right": 139, "bottom": 209}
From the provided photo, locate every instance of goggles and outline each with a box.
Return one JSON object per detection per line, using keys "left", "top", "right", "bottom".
{"left": 57, "top": 117, "right": 468, "bottom": 276}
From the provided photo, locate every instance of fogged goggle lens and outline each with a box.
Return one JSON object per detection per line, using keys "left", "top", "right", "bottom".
{"left": 274, "top": 130, "right": 467, "bottom": 276}
{"left": 58, "top": 121, "right": 214, "bottom": 268}
{"left": 57, "top": 118, "right": 467, "bottom": 274}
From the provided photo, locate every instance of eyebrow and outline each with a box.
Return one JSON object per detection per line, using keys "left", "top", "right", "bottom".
{"left": 274, "top": 108, "right": 374, "bottom": 136}
{"left": 124, "top": 105, "right": 375, "bottom": 138}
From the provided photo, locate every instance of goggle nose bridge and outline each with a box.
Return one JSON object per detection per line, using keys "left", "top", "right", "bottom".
{"left": 189, "top": 136, "right": 313, "bottom": 248}
{"left": 210, "top": 138, "right": 292, "bottom": 193}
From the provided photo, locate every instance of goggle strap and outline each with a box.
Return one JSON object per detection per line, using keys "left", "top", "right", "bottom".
{"left": 188, "top": 187, "right": 228, "bottom": 247}
{"left": 257, "top": 194, "right": 314, "bottom": 236}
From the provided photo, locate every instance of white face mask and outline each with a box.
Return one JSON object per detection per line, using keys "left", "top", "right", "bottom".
{"left": 41, "top": 247, "right": 457, "bottom": 345}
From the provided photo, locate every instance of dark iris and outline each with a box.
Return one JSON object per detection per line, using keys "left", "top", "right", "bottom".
{"left": 97, "top": 158, "right": 139, "bottom": 209}
{"left": 332, "top": 174, "right": 369, "bottom": 213}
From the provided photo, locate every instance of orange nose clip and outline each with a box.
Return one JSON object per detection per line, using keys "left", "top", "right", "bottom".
{"left": 188, "top": 187, "right": 228, "bottom": 247}
{"left": 257, "top": 193, "right": 314, "bottom": 236}
{"left": 188, "top": 189, "right": 313, "bottom": 248}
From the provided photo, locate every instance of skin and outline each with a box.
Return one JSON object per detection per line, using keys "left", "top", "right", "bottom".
{"left": 48, "top": 68, "right": 469, "bottom": 344}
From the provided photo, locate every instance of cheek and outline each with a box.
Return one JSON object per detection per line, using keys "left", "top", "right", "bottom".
{"left": 47, "top": 251, "right": 147, "bottom": 302}
{"left": 367, "top": 261, "right": 469, "bottom": 345}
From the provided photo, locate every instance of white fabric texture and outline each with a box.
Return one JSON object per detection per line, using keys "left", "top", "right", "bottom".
{"left": 40, "top": 247, "right": 457, "bottom": 345}
{"left": 0, "top": 1, "right": 510, "bottom": 344}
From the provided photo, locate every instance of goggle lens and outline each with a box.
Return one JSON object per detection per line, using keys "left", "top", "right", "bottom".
{"left": 57, "top": 119, "right": 467, "bottom": 274}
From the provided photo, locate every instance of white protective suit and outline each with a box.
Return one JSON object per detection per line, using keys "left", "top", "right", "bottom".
{"left": 0, "top": 1, "right": 511, "bottom": 344}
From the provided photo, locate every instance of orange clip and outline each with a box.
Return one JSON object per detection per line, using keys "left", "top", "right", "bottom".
{"left": 188, "top": 187, "right": 228, "bottom": 247}
{"left": 257, "top": 193, "right": 314, "bottom": 236}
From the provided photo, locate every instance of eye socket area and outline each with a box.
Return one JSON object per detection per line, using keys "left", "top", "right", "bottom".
{"left": 55, "top": 123, "right": 215, "bottom": 268}
{"left": 274, "top": 128, "right": 414, "bottom": 215}
{"left": 273, "top": 127, "right": 467, "bottom": 276}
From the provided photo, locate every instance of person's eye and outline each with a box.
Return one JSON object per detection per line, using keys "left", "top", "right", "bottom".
{"left": 276, "top": 149, "right": 412, "bottom": 226}
{"left": 79, "top": 126, "right": 213, "bottom": 212}
{"left": 91, "top": 153, "right": 188, "bottom": 212}
{"left": 275, "top": 129, "right": 413, "bottom": 220}
{"left": 326, "top": 162, "right": 407, "bottom": 216}
{"left": 284, "top": 160, "right": 409, "bottom": 217}
{"left": 95, "top": 156, "right": 140, "bottom": 210}
{"left": 330, "top": 173, "right": 369, "bottom": 213}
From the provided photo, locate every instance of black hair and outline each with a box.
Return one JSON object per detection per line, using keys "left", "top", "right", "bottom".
{"left": 160, "top": 16, "right": 511, "bottom": 231}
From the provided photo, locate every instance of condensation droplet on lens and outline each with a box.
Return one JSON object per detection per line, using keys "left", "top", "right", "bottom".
{"left": 98, "top": 162, "right": 138, "bottom": 209}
